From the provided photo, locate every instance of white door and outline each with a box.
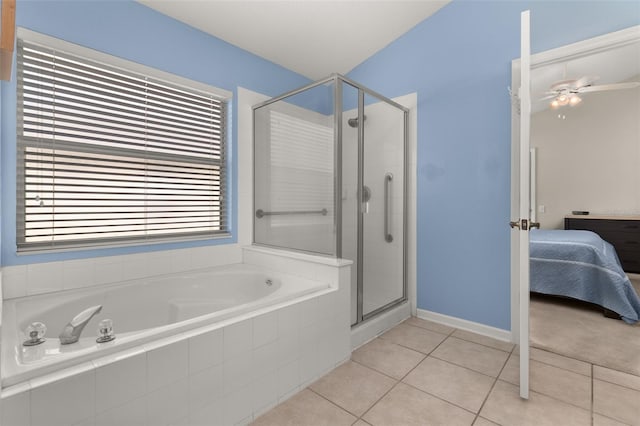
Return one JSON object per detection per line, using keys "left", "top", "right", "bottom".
{"left": 511, "top": 9, "right": 534, "bottom": 400}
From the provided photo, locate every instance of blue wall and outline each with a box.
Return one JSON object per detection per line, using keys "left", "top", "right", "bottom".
{"left": 347, "top": 0, "right": 640, "bottom": 330}
{"left": 0, "top": 0, "right": 310, "bottom": 266}
{"left": 2, "top": 0, "right": 639, "bottom": 332}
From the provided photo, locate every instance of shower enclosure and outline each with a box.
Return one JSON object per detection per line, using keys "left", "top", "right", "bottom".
{"left": 253, "top": 74, "right": 408, "bottom": 326}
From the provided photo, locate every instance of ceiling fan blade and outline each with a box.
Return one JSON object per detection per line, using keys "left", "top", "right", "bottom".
{"left": 538, "top": 94, "right": 556, "bottom": 101}
{"left": 574, "top": 75, "right": 599, "bottom": 89}
{"left": 578, "top": 82, "right": 640, "bottom": 93}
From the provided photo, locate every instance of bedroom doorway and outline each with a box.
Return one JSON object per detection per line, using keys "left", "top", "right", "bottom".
{"left": 511, "top": 23, "right": 640, "bottom": 400}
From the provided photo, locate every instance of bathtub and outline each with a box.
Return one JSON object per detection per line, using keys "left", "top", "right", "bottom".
{"left": 1, "top": 263, "right": 331, "bottom": 388}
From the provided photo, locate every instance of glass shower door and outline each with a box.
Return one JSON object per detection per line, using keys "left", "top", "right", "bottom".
{"left": 361, "top": 93, "right": 406, "bottom": 319}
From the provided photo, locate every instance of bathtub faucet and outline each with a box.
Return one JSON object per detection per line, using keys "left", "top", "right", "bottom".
{"left": 59, "top": 305, "right": 102, "bottom": 345}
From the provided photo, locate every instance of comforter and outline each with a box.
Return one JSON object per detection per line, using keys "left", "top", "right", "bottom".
{"left": 530, "top": 229, "right": 640, "bottom": 324}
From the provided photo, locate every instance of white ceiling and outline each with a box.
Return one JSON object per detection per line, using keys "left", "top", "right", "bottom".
{"left": 137, "top": 0, "right": 450, "bottom": 80}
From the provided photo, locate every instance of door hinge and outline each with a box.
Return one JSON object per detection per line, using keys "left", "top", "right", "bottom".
{"left": 508, "top": 86, "right": 521, "bottom": 116}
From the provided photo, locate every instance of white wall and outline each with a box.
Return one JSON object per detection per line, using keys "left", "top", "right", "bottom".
{"left": 532, "top": 82, "right": 640, "bottom": 229}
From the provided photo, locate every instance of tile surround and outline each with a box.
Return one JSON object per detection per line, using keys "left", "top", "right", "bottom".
{"left": 1, "top": 244, "right": 245, "bottom": 301}
{"left": 1, "top": 247, "right": 351, "bottom": 426}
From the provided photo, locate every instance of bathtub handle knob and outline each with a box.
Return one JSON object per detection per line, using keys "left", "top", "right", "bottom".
{"left": 96, "top": 319, "right": 115, "bottom": 343}
{"left": 23, "top": 322, "right": 47, "bottom": 346}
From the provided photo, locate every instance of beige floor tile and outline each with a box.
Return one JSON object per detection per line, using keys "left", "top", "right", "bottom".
{"left": 380, "top": 323, "right": 448, "bottom": 354}
{"left": 403, "top": 317, "right": 455, "bottom": 335}
{"left": 403, "top": 357, "right": 495, "bottom": 413}
{"left": 530, "top": 348, "right": 591, "bottom": 377}
{"left": 498, "top": 354, "right": 591, "bottom": 409}
{"left": 352, "top": 338, "right": 425, "bottom": 380}
{"left": 480, "top": 380, "right": 591, "bottom": 426}
{"left": 251, "top": 388, "right": 356, "bottom": 426}
{"left": 431, "top": 337, "right": 509, "bottom": 377}
{"left": 593, "top": 414, "right": 631, "bottom": 426}
{"left": 309, "top": 361, "right": 396, "bottom": 417}
{"left": 593, "top": 379, "right": 640, "bottom": 425}
{"left": 511, "top": 347, "right": 591, "bottom": 377}
{"left": 498, "top": 353, "right": 519, "bottom": 385}
{"left": 362, "top": 382, "right": 476, "bottom": 426}
{"left": 473, "top": 417, "right": 500, "bottom": 426}
{"left": 353, "top": 420, "right": 373, "bottom": 426}
{"left": 451, "top": 329, "right": 515, "bottom": 353}
{"left": 594, "top": 365, "right": 640, "bottom": 391}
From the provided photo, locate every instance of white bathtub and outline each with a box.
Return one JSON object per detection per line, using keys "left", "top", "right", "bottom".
{"left": 1, "top": 263, "right": 330, "bottom": 388}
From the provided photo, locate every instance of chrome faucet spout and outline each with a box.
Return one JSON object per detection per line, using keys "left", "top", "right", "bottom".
{"left": 59, "top": 305, "right": 102, "bottom": 345}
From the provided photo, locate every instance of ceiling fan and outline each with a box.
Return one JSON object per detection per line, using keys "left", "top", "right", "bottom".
{"left": 540, "top": 76, "right": 640, "bottom": 109}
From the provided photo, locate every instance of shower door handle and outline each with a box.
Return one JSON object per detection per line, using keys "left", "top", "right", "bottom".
{"left": 384, "top": 173, "right": 393, "bottom": 243}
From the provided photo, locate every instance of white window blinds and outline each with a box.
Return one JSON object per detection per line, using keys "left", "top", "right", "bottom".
{"left": 16, "top": 37, "right": 229, "bottom": 252}
{"left": 268, "top": 110, "right": 334, "bottom": 227}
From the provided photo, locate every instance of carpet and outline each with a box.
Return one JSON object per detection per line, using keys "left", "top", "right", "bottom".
{"left": 530, "top": 276, "right": 640, "bottom": 376}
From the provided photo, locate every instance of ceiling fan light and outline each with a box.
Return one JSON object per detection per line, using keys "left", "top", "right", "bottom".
{"left": 569, "top": 95, "right": 582, "bottom": 106}
{"left": 557, "top": 94, "right": 569, "bottom": 106}
{"left": 550, "top": 99, "right": 560, "bottom": 109}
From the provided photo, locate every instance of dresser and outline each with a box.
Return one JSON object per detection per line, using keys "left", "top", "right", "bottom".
{"left": 564, "top": 215, "right": 640, "bottom": 273}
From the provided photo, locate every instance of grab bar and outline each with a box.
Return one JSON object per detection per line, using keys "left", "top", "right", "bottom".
{"left": 384, "top": 173, "right": 393, "bottom": 243}
{"left": 256, "top": 208, "right": 328, "bottom": 219}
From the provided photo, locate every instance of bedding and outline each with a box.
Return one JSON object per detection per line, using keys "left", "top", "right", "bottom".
{"left": 530, "top": 229, "right": 640, "bottom": 324}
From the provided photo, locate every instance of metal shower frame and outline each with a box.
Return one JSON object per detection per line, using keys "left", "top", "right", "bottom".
{"left": 252, "top": 73, "right": 409, "bottom": 325}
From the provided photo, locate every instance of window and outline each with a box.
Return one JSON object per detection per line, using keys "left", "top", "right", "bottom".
{"left": 16, "top": 31, "right": 231, "bottom": 252}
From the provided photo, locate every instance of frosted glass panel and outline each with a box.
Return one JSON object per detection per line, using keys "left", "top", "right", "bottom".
{"left": 362, "top": 94, "right": 405, "bottom": 317}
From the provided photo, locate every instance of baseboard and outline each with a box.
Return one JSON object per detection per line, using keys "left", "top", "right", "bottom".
{"left": 416, "top": 308, "right": 512, "bottom": 343}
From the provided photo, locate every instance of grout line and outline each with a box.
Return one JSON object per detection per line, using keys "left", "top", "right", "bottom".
{"left": 403, "top": 319, "right": 457, "bottom": 337}
{"left": 445, "top": 334, "right": 514, "bottom": 354}
{"left": 472, "top": 341, "right": 513, "bottom": 425}
{"left": 530, "top": 346, "right": 640, "bottom": 393}
{"left": 527, "top": 347, "right": 592, "bottom": 378}
{"left": 356, "top": 331, "right": 462, "bottom": 422}
{"left": 306, "top": 386, "right": 362, "bottom": 420}
{"left": 357, "top": 380, "right": 402, "bottom": 422}
{"left": 350, "top": 354, "right": 427, "bottom": 382}
{"left": 591, "top": 363, "right": 594, "bottom": 426}
{"left": 428, "top": 353, "right": 505, "bottom": 380}
{"left": 358, "top": 332, "right": 497, "bottom": 419}
{"left": 399, "top": 380, "right": 478, "bottom": 417}
{"left": 530, "top": 341, "right": 640, "bottom": 384}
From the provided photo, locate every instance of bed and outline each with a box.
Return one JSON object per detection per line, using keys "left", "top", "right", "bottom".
{"left": 530, "top": 229, "right": 640, "bottom": 324}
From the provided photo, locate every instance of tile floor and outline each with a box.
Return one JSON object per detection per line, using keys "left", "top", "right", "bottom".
{"left": 252, "top": 317, "right": 640, "bottom": 426}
